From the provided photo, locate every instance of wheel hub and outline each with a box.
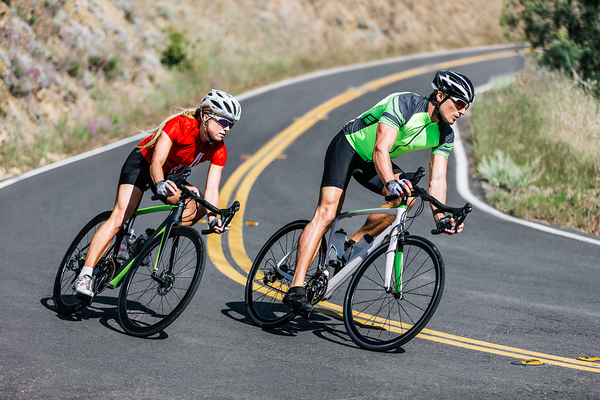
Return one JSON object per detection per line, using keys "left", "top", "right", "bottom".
{"left": 156, "top": 272, "right": 175, "bottom": 296}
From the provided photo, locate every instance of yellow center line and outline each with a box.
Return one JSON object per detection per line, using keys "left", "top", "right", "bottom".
{"left": 207, "top": 48, "right": 600, "bottom": 373}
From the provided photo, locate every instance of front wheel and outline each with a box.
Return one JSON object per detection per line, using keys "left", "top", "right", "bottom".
{"left": 53, "top": 211, "right": 113, "bottom": 315}
{"left": 245, "top": 220, "right": 326, "bottom": 329}
{"left": 343, "top": 235, "right": 444, "bottom": 352}
{"left": 117, "top": 226, "right": 205, "bottom": 337}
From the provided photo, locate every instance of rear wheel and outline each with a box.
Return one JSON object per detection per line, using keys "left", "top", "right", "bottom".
{"left": 245, "top": 220, "right": 326, "bottom": 328}
{"left": 117, "top": 226, "right": 205, "bottom": 337}
{"left": 343, "top": 235, "right": 444, "bottom": 352}
{"left": 53, "top": 211, "right": 113, "bottom": 315}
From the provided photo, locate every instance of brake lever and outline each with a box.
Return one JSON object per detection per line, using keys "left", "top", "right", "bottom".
{"left": 201, "top": 201, "right": 240, "bottom": 235}
{"left": 150, "top": 167, "right": 193, "bottom": 201}
{"left": 451, "top": 203, "right": 473, "bottom": 232}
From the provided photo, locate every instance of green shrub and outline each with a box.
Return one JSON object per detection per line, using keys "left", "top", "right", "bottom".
{"left": 160, "top": 30, "right": 191, "bottom": 70}
{"left": 477, "top": 151, "right": 543, "bottom": 191}
{"left": 88, "top": 55, "right": 119, "bottom": 81}
{"left": 502, "top": 0, "right": 600, "bottom": 92}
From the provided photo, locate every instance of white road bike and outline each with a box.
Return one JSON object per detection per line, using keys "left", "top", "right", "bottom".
{"left": 244, "top": 167, "right": 472, "bottom": 351}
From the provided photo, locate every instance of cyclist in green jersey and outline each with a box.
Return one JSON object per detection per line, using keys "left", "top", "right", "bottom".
{"left": 283, "top": 70, "right": 476, "bottom": 313}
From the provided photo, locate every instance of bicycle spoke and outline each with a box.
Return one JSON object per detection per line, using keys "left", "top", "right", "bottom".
{"left": 118, "top": 227, "right": 205, "bottom": 337}
{"left": 344, "top": 236, "right": 444, "bottom": 351}
{"left": 245, "top": 220, "right": 325, "bottom": 329}
{"left": 54, "top": 211, "right": 116, "bottom": 315}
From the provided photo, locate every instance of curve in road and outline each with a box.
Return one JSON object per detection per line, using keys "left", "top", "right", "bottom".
{"left": 206, "top": 48, "right": 600, "bottom": 373}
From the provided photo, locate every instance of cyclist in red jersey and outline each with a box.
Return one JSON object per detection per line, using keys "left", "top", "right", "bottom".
{"left": 73, "top": 89, "right": 241, "bottom": 299}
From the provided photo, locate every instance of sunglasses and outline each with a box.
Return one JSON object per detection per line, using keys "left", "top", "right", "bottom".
{"left": 449, "top": 96, "right": 470, "bottom": 111}
{"left": 209, "top": 114, "right": 235, "bottom": 129}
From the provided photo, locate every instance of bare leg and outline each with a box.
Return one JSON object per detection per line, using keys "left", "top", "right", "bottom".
{"left": 347, "top": 199, "right": 400, "bottom": 243}
{"left": 290, "top": 186, "right": 345, "bottom": 287}
{"left": 84, "top": 184, "right": 143, "bottom": 270}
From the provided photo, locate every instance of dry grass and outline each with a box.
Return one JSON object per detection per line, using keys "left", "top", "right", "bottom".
{"left": 0, "top": 0, "right": 507, "bottom": 179}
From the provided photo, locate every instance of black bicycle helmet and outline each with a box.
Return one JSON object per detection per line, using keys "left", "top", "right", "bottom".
{"left": 431, "top": 70, "right": 476, "bottom": 103}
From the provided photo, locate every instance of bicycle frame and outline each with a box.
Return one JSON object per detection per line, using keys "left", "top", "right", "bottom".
{"left": 107, "top": 203, "right": 181, "bottom": 289}
{"left": 323, "top": 202, "right": 409, "bottom": 299}
{"left": 274, "top": 202, "right": 410, "bottom": 301}
{"left": 102, "top": 166, "right": 238, "bottom": 291}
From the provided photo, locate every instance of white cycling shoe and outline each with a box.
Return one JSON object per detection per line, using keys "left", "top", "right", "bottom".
{"left": 73, "top": 275, "right": 94, "bottom": 298}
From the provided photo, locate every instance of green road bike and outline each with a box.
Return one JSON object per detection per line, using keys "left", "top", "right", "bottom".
{"left": 245, "top": 167, "right": 471, "bottom": 351}
{"left": 53, "top": 167, "right": 239, "bottom": 337}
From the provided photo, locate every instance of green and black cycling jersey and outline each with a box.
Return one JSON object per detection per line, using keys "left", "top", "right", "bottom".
{"left": 343, "top": 92, "right": 454, "bottom": 161}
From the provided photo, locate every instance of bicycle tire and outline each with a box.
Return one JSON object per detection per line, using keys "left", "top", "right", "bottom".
{"left": 117, "top": 226, "right": 205, "bottom": 337}
{"left": 245, "top": 220, "right": 326, "bottom": 329}
{"left": 53, "top": 211, "right": 112, "bottom": 315}
{"left": 343, "top": 235, "right": 444, "bottom": 352}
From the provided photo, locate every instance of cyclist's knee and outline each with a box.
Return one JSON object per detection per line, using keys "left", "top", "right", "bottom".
{"left": 107, "top": 216, "right": 126, "bottom": 233}
{"left": 181, "top": 201, "right": 204, "bottom": 226}
{"left": 108, "top": 206, "right": 133, "bottom": 229}
{"left": 312, "top": 206, "right": 337, "bottom": 228}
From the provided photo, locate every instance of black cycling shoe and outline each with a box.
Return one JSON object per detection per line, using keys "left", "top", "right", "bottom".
{"left": 282, "top": 286, "right": 314, "bottom": 314}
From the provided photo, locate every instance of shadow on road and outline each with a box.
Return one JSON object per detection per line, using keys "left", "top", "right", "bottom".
{"left": 40, "top": 296, "right": 169, "bottom": 340}
{"left": 221, "top": 301, "right": 405, "bottom": 353}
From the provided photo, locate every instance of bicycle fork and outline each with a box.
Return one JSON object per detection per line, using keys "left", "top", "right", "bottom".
{"left": 384, "top": 205, "right": 407, "bottom": 298}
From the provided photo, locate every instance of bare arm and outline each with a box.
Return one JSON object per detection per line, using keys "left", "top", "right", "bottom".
{"left": 204, "top": 163, "right": 227, "bottom": 232}
{"left": 373, "top": 122, "right": 398, "bottom": 185}
{"left": 428, "top": 153, "right": 448, "bottom": 220}
{"left": 373, "top": 122, "right": 412, "bottom": 194}
{"left": 429, "top": 153, "right": 463, "bottom": 233}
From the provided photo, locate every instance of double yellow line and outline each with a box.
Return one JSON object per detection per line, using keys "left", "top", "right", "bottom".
{"left": 206, "top": 49, "right": 600, "bottom": 373}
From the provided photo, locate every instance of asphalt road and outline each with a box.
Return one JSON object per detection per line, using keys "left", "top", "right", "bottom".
{"left": 1, "top": 45, "right": 599, "bottom": 399}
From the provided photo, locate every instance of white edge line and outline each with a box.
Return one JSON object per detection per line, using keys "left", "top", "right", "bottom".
{"left": 452, "top": 85, "right": 600, "bottom": 246}
{"left": 0, "top": 133, "right": 146, "bottom": 190}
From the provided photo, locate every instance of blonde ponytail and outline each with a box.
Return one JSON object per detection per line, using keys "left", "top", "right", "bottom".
{"left": 137, "top": 106, "right": 210, "bottom": 150}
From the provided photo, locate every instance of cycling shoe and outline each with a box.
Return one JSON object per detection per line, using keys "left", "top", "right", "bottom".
{"left": 282, "top": 286, "right": 314, "bottom": 314}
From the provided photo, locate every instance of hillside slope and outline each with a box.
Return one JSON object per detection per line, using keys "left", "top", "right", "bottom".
{"left": 0, "top": 0, "right": 507, "bottom": 179}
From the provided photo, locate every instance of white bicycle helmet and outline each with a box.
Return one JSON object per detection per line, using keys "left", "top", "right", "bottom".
{"left": 199, "top": 89, "right": 242, "bottom": 121}
{"left": 431, "top": 70, "right": 476, "bottom": 103}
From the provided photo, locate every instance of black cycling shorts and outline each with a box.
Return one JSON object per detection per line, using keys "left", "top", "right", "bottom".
{"left": 118, "top": 148, "right": 153, "bottom": 192}
{"left": 320, "top": 130, "right": 404, "bottom": 195}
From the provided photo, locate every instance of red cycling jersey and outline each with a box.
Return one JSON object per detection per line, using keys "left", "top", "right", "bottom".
{"left": 139, "top": 116, "right": 227, "bottom": 175}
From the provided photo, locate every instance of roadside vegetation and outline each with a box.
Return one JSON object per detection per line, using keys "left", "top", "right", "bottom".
{"left": 468, "top": 0, "right": 600, "bottom": 235}
{"left": 469, "top": 66, "right": 600, "bottom": 235}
